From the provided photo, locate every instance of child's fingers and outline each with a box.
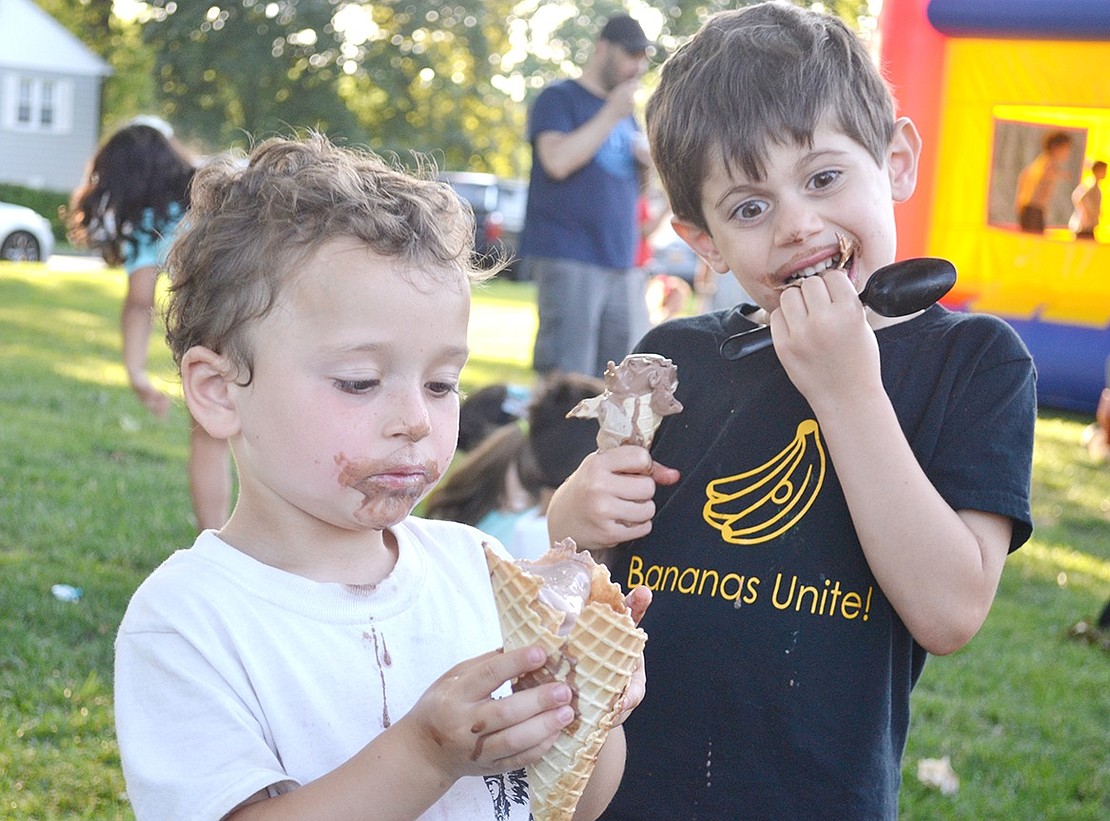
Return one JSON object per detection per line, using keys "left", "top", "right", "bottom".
{"left": 588, "top": 445, "right": 654, "bottom": 477}
{"left": 406, "top": 647, "right": 571, "bottom": 779}
{"left": 576, "top": 474, "right": 659, "bottom": 545}
{"left": 487, "top": 730, "right": 564, "bottom": 773}
{"left": 624, "top": 585, "right": 652, "bottom": 626}
{"left": 605, "top": 492, "right": 656, "bottom": 526}
{"left": 612, "top": 444, "right": 657, "bottom": 476}
{"left": 615, "top": 472, "right": 660, "bottom": 504}
{"left": 615, "top": 655, "right": 647, "bottom": 725}
{"left": 651, "top": 461, "right": 681, "bottom": 486}
{"left": 137, "top": 386, "right": 171, "bottom": 418}
{"left": 485, "top": 681, "right": 574, "bottom": 735}
{"left": 456, "top": 645, "right": 549, "bottom": 700}
{"left": 470, "top": 689, "right": 574, "bottom": 771}
{"left": 822, "top": 268, "right": 860, "bottom": 303}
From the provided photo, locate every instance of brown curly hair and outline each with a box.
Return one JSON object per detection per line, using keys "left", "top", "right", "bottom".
{"left": 163, "top": 132, "right": 491, "bottom": 384}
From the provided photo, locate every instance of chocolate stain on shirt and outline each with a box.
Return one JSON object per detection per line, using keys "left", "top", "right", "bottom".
{"left": 364, "top": 622, "right": 392, "bottom": 727}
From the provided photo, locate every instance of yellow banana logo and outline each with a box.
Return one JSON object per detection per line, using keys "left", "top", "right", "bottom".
{"left": 703, "top": 419, "right": 826, "bottom": 544}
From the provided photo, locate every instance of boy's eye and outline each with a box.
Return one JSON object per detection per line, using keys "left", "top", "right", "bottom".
{"left": 427, "top": 380, "right": 460, "bottom": 398}
{"left": 810, "top": 169, "right": 841, "bottom": 190}
{"left": 335, "top": 379, "right": 379, "bottom": 394}
{"left": 732, "top": 199, "right": 768, "bottom": 222}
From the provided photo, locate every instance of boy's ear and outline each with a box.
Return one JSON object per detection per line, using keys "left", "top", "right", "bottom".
{"left": 672, "top": 217, "right": 730, "bottom": 274}
{"left": 181, "top": 347, "right": 240, "bottom": 440}
{"left": 888, "top": 117, "right": 922, "bottom": 203}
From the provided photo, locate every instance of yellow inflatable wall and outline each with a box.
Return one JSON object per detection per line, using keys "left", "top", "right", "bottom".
{"left": 880, "top": 0, "right": 1110, "bottom": 411}
{"left": 930, "top": 39, "right": 1110, "bottom": 328}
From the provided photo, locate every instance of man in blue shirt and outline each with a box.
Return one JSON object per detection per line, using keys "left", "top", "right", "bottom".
{"left": 519, "top": 15, "right": 654, "bottom": 378}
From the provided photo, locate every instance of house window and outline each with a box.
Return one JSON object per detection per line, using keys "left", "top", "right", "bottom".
{"left": 2, "top": 74, "right": 72, "bottom": 134}
{"left": 17, "top": 78, "right": 33, "bottom": 124}
{"left": 40, "top": 81, "right": 56, "bottom": 128}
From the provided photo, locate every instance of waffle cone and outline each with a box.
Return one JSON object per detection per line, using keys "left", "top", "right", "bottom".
{"left": 484, "top": 541, "right": 647, "bottom": 821}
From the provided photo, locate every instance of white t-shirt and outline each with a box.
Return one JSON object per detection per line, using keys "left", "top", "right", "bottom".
{"left": 114, "top": 519, "right": 533, "bottom": 821}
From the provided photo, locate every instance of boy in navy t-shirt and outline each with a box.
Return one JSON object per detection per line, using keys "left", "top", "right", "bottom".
{"left": 548, "top": 4, "right": 1035, "bottom": 818}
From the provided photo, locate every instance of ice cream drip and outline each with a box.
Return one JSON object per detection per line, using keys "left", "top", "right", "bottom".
{"left": 567, "top": 353, "right": 682, "bottom": 449}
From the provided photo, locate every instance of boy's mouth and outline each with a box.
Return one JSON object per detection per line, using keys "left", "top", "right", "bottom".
{"left": 783, "top": 234, "right": 858, "bottom": 285}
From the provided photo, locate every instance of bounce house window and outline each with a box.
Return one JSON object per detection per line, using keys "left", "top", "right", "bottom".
{"left": 988, "top": 115, "right": 1086, "bottom": 238}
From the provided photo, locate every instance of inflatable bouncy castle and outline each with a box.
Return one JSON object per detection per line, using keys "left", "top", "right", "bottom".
{"left": 878, "top": 0, "right": 1110, "bottom": 412}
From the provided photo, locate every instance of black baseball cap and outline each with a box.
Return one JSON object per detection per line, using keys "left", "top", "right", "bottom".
{"left": 600, "top": 14, "right": 653, "bottom": 54}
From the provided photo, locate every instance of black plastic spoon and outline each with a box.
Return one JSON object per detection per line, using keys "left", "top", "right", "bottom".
{"left": 718, "top": 257, "right": 957, "bottom": 361}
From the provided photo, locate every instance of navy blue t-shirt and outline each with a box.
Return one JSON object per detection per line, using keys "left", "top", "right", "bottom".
{"left": 601, "top": 304, "right": 1035, "bottom": 820}
{"left": 518, "top": 79, "right": 640, "bottom": 270}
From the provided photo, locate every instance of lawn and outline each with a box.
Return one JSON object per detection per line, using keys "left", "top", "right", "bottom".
{"left": 0, "top": 260, "right": 1106, "bottom": 819}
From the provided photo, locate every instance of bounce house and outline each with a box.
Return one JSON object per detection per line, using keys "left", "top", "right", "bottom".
{"left": 878, "top": 0, "right": 1110, "bottom": 412}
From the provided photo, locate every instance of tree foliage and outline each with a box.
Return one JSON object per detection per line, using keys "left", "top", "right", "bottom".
{"left": 35, "top": 0, "right": 872, "bottom": 171}
{"left": 140, "top": 0, "right": 367, "bottom": 150}
{"left": 37, "top": 0, "right": 114, "bottom": 49}
{"left": 329, "top": 0, "right": 524, "bottom": 174}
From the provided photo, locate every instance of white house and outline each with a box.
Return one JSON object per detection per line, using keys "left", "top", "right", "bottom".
{"left": 0, "top": 0, "right": 112, "bottom": 191}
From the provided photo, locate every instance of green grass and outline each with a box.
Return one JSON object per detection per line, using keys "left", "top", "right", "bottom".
{"left": 900, "top": 412, "right": 1110, "bottom": 819}
{"left": 1, "top": 261, "right": 1107, "bottom": 819}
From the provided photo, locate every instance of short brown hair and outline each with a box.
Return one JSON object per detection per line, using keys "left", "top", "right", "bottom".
{"left": 646, "top": 1, "right": 896, "bottom": 231}
{"left": 164, "top": 132, "right": 488, "bottom": 382}
{"left": 1043, "top": 131, "right": 1072, "bottom": 152}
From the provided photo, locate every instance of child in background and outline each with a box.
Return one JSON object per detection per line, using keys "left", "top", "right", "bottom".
{"left": 456, "top": 382, "right": 531, "bottom": 452}
{"left": 113, "top": 134, "right": 646, "bottom": 820}
{"left": 435, "top": 383, "right": 534, "bottom": 545}
{"left": 547, "top": 4, "right": 1035, "bottom": 818}
{"left": 425, "top": 373, "right": 604, "bottom": 559}
{"left": 67, "top": 121, "right": 231, "bottom": 531}
{"left": 1082, "top": 353, "right": 1110, "bottom": 460}
{"left": 644, "top": 273, "right": 692, "bottom": 325}
{"left": 1015, "top": 130, "right": 1073, "bottom": 233}
{"left": 1070, "top": 159, "right": 1106, "bottom": 240}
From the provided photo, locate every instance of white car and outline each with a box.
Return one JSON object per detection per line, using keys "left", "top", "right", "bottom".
{"left": 0, "top": 201, "right": 54, "bottom": 262}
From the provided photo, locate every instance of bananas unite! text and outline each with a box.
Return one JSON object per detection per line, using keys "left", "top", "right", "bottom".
{"left": 625, "top": 554, "right": 873, "bottom": 622}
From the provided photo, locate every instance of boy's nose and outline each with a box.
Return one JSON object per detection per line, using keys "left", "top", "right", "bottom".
{"left": 775, "top": 200, "right": 823, "bottom": 246}
{"left": 389, "top": 392, "right": 432, "bottom": 441}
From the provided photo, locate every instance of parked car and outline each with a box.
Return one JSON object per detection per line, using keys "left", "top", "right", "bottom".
{"left": 0, "top": 201, "right": 54, "bottom": 262}
{"left": 439, "top": 171, "right": 528, "bottom": 278}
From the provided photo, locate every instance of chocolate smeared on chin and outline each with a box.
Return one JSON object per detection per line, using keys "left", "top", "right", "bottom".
{"left": 335, "top": 453, "right": 441, "bottom": 529}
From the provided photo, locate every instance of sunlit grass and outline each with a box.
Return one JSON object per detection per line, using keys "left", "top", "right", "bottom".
{"left": 901, "top": 404, "right": 1109, "bottom": 820}
{"left": 1012, "top": 541, "right": 1110, "bottom": 596}
{"left": 464, "top": 280, "right": 538, "bottom": 389}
